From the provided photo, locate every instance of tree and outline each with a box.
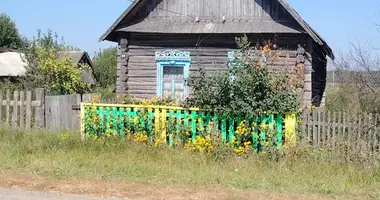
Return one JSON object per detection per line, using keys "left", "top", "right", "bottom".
{"left": 325, "top": 15, "right": 380, "bottom": 113}
{"left": 92, "top": 47, "right": 117, "bottom": 88}
{"left": 0, "top": 13, "right": 24, "bottom": 49}
{"left": 327, "top": 40, "right": 380, "bottom": 113}
{"left": 22, "top": 30, "right": 90, "bottom": 95}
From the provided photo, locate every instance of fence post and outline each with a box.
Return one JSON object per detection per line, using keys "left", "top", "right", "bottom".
{"left": 5, "top": 90, "right": 10, "bottom": 125}
{"left": 0, "top": 91, "right": 3, "bottom": 122}
{"left": 35, "top": 88, "right": 45, "bottom": 128}
{"left": 19, "top": 91, "right": 25, "bottom": 129}
{"left": 26, "top": 91, "right": 32, "bottom": 130}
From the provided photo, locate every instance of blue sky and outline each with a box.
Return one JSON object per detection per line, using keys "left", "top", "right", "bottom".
{"left": 1, "top": 0, "right": 380, "bottom": 58}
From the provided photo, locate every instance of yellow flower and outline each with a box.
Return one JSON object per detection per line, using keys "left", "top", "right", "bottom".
{"left": 60, "top": 132, "right": 69, "bottom": 141}
{"left": 260, "top": 124, "right": 269, "bottom": 130}
{"left": 184, "top": 136, "right": 215, "bottom": 155}
{"left": 133, "top": 132, "right": 149, "bottom": 144}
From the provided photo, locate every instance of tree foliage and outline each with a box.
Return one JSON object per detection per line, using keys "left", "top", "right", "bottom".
{"left": 0, "top": 13, "right": 24, "bottom": 49}
{"left": 92, "top": 47, "right": 117, "bottom": 88}
{"left": 22, "top": 30, "right": 90, "bottom": 95}
{"left": 326, "top": 41, "right": 380, "bottom": 114}
{"left": 187, "top": 35, "right": 301, "bottom": 116}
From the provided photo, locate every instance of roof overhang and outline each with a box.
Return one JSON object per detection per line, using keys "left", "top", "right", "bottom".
{"left": 100, "top": 0, "right": 334, "bottom": 59}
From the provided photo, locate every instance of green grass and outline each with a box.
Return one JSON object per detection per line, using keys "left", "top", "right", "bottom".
{"left": 0, "top": 127, "right": 380, "bottom": 199}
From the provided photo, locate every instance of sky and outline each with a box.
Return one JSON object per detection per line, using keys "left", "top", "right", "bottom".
{"left": 1, "top": 0, "right": 380, "bottom": 60}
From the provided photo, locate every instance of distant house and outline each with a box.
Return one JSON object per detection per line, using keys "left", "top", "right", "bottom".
{"left": 57, "top": 51, "right": 96, "bottom": 87}
{"left": 0, "top": 49, "right": 96, "bottom": 88}
{"left": 0, "top": 48, "right": 27, "bottom": 79}
{"left": 100, "top": 0, "right": 334, "bottom": 108}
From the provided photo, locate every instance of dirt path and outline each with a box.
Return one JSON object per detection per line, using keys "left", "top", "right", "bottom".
{"left": 0, "top": 187, "right": 125, "bottom": 200}
{"left": 0, "top": 173, "right": 335, "bottom": 200}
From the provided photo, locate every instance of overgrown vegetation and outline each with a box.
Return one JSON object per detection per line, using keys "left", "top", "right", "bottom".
{"left": 325, "top": 27, "right": 380, "bottom": 114}
{"left": 0, "top": 12, "right": 93, "bottom": 95}
{"left": 0, "top": 127, "right": 379, "bottom": 199}
{"left": 21, "top": 30, "right": 91, "bottom": 95}
{"left": 92, "top": 47, "right": 117, "bottom": 88}
{"left": 187, "top": 35, "right": 302, "bottom": 116}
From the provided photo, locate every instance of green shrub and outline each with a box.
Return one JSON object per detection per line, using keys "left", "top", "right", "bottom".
{"left": 186, "top": 36, "right": 301, "bottom": 116}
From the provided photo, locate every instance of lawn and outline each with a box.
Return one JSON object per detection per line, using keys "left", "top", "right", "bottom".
{"left": 0, "top": 127, "right": 379, "bottom": 199}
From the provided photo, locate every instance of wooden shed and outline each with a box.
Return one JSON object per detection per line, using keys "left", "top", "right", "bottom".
{"left": 57, "top": 51, "right": 97, "bottom": 87}
{"left": 100, "top": 0, "right": 334, "bottom": 107}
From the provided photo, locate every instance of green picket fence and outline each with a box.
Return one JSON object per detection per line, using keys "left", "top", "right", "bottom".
{"left": 81, "top": 103, "right": 297, "bottom": 150}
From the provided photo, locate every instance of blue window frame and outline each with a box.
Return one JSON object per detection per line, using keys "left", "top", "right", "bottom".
{"left": 155, "top": 50, "right": 191, "bottom": 98}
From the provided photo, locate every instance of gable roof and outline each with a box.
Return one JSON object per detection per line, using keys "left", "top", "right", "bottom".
{"left": 277, "top": 0, "right": 334, "bottom": 59}
{"left": 57, "top": 51, "right": 96, "bottom": 86}
{"left": 57, "top": 51, "right": 94, "bottom": 68}
{"left": 100, "top": 0, "right": 334, "bottom": 59}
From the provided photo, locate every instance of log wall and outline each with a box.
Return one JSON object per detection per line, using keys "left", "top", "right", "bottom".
{"left": 117, "top": 33, "right": 312, "bottom": 103}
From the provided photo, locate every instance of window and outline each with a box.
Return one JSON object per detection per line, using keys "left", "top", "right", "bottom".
{"left": 155, "top": 50, "right": 191, "bottom": 99}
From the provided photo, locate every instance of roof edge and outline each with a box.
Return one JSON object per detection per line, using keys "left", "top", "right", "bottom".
{"left": 100, "top": 0, "right": 334, "bottom": 59}
{"left": 99, "top": 0, "right": 143, "bottom": 42}
{"left": 277, "top": 0, "right": 334, "bottom": 59}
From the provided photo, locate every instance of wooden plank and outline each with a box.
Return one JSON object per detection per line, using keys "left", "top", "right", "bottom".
{"left": 321, "top": 111, "right": 326, "bottom": 148}
{"left": 347, "top": 112, "right": 352, "bottom": 157}
{"left": 375, "top": 114, "right": 379, "bottom": 154}
{"left": 365, "top": 113, "right": 371, "bottom": 153}
{"left": 332, "top": 111, "right": 336, "bottom": 151}
{"left": 0, "top": 91, "right": 3, "bottom": 122}
{"left": 317, "top": 109, "right": 321, "bottom": 147}
{"left": 75, "top": 94, "right": 82, "bottom": 129}
{"left": 371, "top": 113, "right": 376, "bottom": 154}
{"left": 342, "top": 112, "right": 347, "bottom": 156}
{"left": 5, "top": 90, "right": 10, "bottom": 125}
{"left": 26, "top": 91, "right": 32, "bottom": 130}
{"left": 11, "top": 91, "right": 19, "bottom": 128}
{"left": 326, "top": 111, "right": 331, "bottom": 150}
{"left": 312, "top": 110, "right": 317, "bottom": 146}
{"left": 307, "top": 110, "right": 311, "bottom": 144}
{"left": 44, "top": 95, "right": 59, "bottom": 130}
{"left": 301, "top": 110, "right": 307, "bottom": 145}
{"left": 34, "top": 88, "right": 45, "bottom": 128}
{"left": 337, "top": 112, "right": 342, "bottom": 154}
{"left": 1, "top": 100, "right": 41, "bottom": 107}
{"left": 46, "top": 94, "right": 86, "bottom": 131}
{"left": 357, "top": 114, "right": 362, "bottom": 154}
{"left": 19, "top": 91, "right": 25, "bottom": 129}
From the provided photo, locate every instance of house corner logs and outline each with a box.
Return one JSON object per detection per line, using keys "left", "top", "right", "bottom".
{"left": 116, "top": 37, "right": 129, "bottom": 94}
{"left": 296, "top": 44, "right": 310, "bottom": 109}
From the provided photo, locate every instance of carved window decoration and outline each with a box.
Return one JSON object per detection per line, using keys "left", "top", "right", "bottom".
{"left": 155, "top": 50, "right": 191, "bottom": 99}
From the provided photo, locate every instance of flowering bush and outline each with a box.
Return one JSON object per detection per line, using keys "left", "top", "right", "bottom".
{"left": 184, "top": 136, "right": 216, "bottom": 155}
{"left": 22, "top": 30, "right": 91, "bottom": 95}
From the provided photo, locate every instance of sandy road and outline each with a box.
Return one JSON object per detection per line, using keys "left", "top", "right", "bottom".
{"left": 0, "top": 187, "right": 126, "bottom": 200}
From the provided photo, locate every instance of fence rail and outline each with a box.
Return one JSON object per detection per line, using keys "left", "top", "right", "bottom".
{"left": 81, "top": 103, "right": 297, "bottom": 150}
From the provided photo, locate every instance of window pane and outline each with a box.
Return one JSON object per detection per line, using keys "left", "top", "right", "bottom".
{"left": 163, "top": 66, "right": 184, "bottom": 98}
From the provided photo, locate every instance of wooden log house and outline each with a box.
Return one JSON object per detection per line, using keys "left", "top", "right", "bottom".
{"left": 100, "top": 0, "right": 334, "bottom": 107}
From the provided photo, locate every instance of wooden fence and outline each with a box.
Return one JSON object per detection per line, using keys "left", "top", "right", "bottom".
{"left": 1, "top": 88, "right": 379, "bottom": 157}
{"left": 300, "top": 110, "right": 380, "bottom": 156}
{"left": 0, "top": 89, "right": 45, "bottom": 129}
{"left": 0, "top": 89, "right": 112, "bottom": 131}
{"left": 81, "top": 103, "right": 297, "bottom": 149}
